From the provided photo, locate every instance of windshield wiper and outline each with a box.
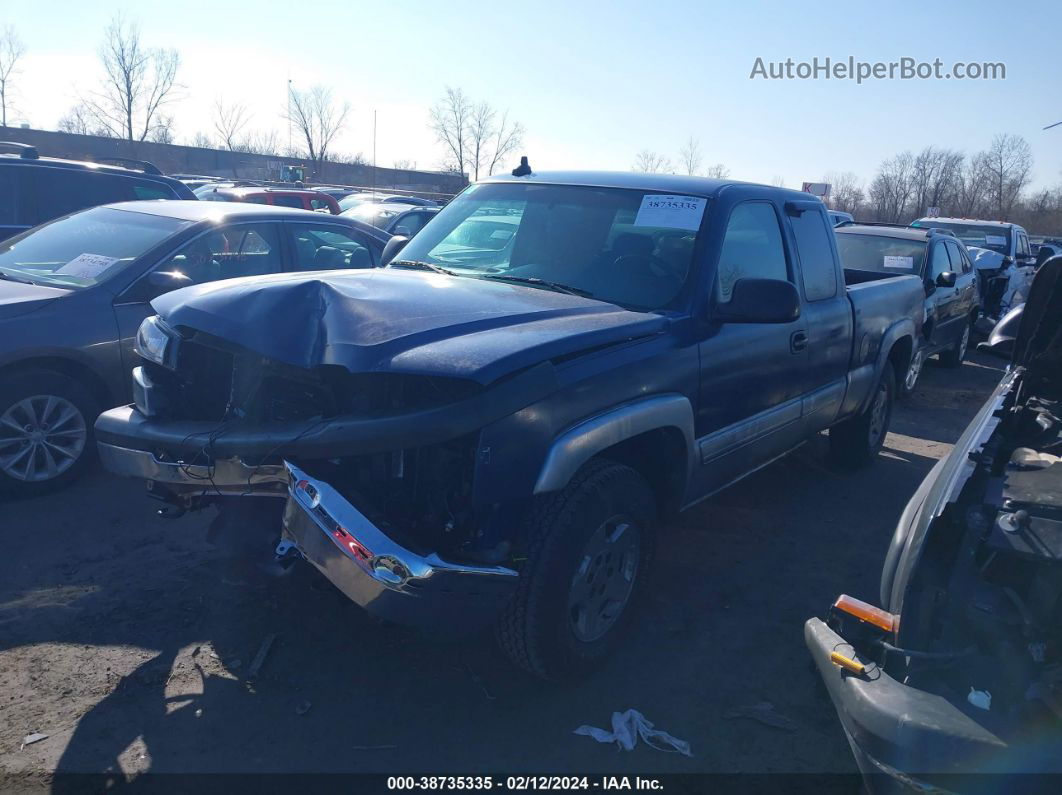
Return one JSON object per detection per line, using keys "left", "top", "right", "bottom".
{"left": 0, "top": 271, "right": 37, "bottom": 285}
{"left": 479, "top": 274, "right": 593, "bottom": 298}
{"left": 389, "top": 259, "right": 461, "bottom": 277}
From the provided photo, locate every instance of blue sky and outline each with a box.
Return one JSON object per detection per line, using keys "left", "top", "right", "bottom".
{"left": 8, "top": 0, "right": 1062, "bottom": 189}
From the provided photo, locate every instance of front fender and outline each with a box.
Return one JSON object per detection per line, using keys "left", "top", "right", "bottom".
{"left": 532, "top": 393, "right": 695, "bottom": 494}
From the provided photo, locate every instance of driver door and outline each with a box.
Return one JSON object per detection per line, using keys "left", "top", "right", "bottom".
{"left": 112, "top": 222, "right": 285, "bottom": 384}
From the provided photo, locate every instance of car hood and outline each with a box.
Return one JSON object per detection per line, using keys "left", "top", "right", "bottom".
{"left": 0, "top": 280, "right": 72, "bottom": 320}
{"left": 1013, "top": 254, "right": 1062, "bottom": 370}
{"left": 151, "top": 269, "right": 669, "bottom": 384}
{"left": 967, "top": 246, "right": 1005, "bottom": 271}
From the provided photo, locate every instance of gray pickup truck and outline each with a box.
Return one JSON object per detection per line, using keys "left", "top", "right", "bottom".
{"left": 97, "top": 171, "right": 924, "bottom": 679}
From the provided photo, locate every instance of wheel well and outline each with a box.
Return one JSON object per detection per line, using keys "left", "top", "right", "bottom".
{"left": 887, "top": 336, "right": 913, "bottom": 390}
{"left": 594, "top": 426, "right": 687, "bottom": 516}
{"left": 0, "top": 357, "right": 114, "bottom": 410}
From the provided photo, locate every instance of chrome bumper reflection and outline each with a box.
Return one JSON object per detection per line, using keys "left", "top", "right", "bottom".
{"left": 282, "top": 461, "right": 518, "bottom": 631}
{"left": 97, "top": 442, "right": 286, "bottom": 496}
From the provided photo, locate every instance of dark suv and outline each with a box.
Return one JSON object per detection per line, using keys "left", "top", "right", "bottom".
{"left": 835, "top": 223, "right": 979, "bottom": 394}
{"left": 0, "top": 142, "right": 194, "bottom": 242}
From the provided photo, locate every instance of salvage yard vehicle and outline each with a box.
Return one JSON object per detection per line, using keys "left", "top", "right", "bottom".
{"left": 835, "top": 224, "right": 979, "bottom": 395}
{"left": 96, "top": 171, "right": 924, "bottom": 679}
{"left": 911, "top": 216, "right": 1036, "bottom": 326}
{"left": 0, "top": 142, "right": 194, "bottom": 243}
{"left": 199, "top": 185, "right": 342, "bottom": 214}
{"left": 341, "top": 202, "right": 440, "bottom": 236}
{"left": 806, "top": 256, "right": 1062, "bottom": 789}
{"left": 0, "top": 201, "right": 389, "bottom": 495}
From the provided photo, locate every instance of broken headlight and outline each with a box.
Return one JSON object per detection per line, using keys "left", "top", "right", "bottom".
{"left": 134, "top": 315, "right": 178, "bottom": 369}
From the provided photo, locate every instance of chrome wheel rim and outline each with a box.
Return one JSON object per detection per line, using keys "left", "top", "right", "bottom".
{"left": 905, "top": 350, "right": 924, "bottom": 391}
{"left": 958, "top": 325, "right": 969, "bottom": 360}
{"left": 0, "top": 395, "right": 87, "bottom": 482}
{"left": 568, "top": 516, "right": 641, "bottom": 643}
{"left": 868, "top": 382, "right": 889, "bottom": 448}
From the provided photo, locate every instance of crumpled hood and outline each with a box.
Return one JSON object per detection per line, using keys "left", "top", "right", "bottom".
{"left": 967, "top": 246, "right": 1005, "bottom": 271}
{"left": 152, "top": 269, "right": 668, "bottom": 384}
{"left": 0, "top": 280, "right": 71, "bottom": 320}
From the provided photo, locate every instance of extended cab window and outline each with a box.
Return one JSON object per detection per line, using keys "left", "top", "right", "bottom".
{"left": 790, "top": 209, "right": 837, "bottom": 301}
{"left": 717, "top": 202, "right": 788, "bottom": 303}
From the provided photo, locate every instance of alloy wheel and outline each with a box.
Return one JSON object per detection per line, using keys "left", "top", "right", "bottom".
{"left": 0, "top": 395, "right": 87, "bottom": 482}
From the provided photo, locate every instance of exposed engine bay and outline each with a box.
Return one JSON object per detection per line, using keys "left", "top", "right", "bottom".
{"left": 899, "top": 303, "right": 1062, "bottom": 748}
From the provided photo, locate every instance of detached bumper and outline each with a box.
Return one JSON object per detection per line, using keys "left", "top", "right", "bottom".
{"left": 98, "top": 441, "right": 286, "bottom": 496}
{"left": 805, "top": 618, "right": 1007, "bottom": 790}
{"left": 282, "top": 462, "right": 518, "bottom": 633}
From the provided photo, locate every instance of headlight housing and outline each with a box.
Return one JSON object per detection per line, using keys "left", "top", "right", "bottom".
{"left": 134, "top": 315, "right": 177, "bottom": 368}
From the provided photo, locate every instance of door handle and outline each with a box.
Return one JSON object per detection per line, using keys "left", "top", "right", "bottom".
{"left": 790, "top": 331, "right": 808, "bottom": 353}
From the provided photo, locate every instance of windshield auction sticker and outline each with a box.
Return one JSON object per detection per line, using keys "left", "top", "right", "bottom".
{"left": 55, "top": 253, "right": 121, "bottom": 278}
{"left": 634, "top": 194, "right": 707, "bottom": 230}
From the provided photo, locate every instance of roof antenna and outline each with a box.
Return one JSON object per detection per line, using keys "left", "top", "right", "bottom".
{"left": 512, "top": 156, "right": 532, "bottom": 177}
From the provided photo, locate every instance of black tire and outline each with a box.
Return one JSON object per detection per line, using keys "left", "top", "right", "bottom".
{"left": 0, "top": 371, "right": 100, "bottom": 497}
{"left": 938, "top": 320, "right": 971, "bottom": 368}
{"left": 829, "top": 362, "right": 895, "bottom": 468}
{"left": 496, "top": 458, "right": 656, "bottom": 681}
{"left": 899, "top": 347, "right": 924, "bottom": 399}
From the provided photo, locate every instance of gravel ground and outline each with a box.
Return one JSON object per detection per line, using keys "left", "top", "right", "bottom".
{"left": 0, "top": 353, "right": 1006, "bottom": 781}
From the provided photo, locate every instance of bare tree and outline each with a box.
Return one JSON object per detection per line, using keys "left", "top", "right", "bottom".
{"left": 824, "top": 171, "right": 864, "bottom": 214}
{"left": 82, "top": 15, "right": 181, "bottom": 142}
{"left": 704, "top": 163, "right": 730, "bottom": 179}
{"left": 0, "top": 25, "right": 25, "bottom": 128}
{"left": 429, "top": 86, "right": 472, "bottom": 175}
{"left": 284, "top": 85, "right": 350, "bottom": 179}
{"left": 980, "top": 133, "right": 1032, "bottom": 219}
{"left": 58, "top": 103, "right": 114, "bottom": 137}
{"left": 149, "top": 115, "right": 175, "bottom": 144}
{"left": 467, "top": 102, "right": 495, "bottom": 181}
{"left": 679, "top": 137, "right": 702, "bottom": 176}
{"left": 868, "top": 151, "right": 916, "bottom": 222}
{"left": 953, "top": 152, "right": 991, "bottom": 218}
{"left": 244, "top": 129, "right": 283, "bottom": 156}
{"left": 213, "top": 99, "right": 252, "bottom": 150}
{"left": 771, "top": 176, "right": 786, "bottom": 188}
{"left": 632, "top": 150, "right": 672, "bottom": 173}
{"left": 393, "top": 159, "right": 415, "bottom": 170}
{"left": 486, "top": 110, "right": 523, "bottom": 177}
{"left": 187, "top": 131, "right": 213, "bottom": 149}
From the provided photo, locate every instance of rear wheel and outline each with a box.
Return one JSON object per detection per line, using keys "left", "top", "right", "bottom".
{"left": 829, "top": 362, "right": 895, "bottom": 467}
{"left": 0, "top": 372, "right": 99, "bottom": 496}
{"left": 939, "top": 322, "right": 970, "bottom": 368}
{"left": 496, "top": 459, "right": 656, "bottom": 680}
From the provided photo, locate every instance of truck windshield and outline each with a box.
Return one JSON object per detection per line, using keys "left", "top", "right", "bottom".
{"left": 0, "top": 207, "right": 188, "bottom": 289}
{"left": 393, "top": 182, "right": 706, "bottom": 311}
{"left": 835, "top": 234, "right": 926, "bottom": 274}
{"left": 910, "top": 221, "right": 1011, "bottom": 254}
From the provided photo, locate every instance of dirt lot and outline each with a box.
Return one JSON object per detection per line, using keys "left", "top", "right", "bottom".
{"left": 0, "top": 353, "right": 1006, "bottom": 780}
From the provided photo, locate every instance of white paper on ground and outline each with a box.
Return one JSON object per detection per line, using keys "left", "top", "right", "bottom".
{"left": 574, "top": 709, "right": 692, "bottom": 756}
{"left": 883, "top": 255, "right": 913, "bottom": 269}
{"left": 54, "top": 253, "right": 121, "bottom": 278}
{"left": 634, "top": 195, "right": 706, "bottom": 230}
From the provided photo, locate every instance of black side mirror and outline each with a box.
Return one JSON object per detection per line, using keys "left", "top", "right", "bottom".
{"left": 935, "top": 271, "right": 957, "bottom": 288}
{"left": 1001, "top": 255, "right": 1015, "bottom": 268}
{"left": 715, "top": 278, "right": 801, "bottom": 323}
{"left": 146, "top": 269, "right": 192, "bottom": 298}
{"left": 393, "top": 226, "right": 412, "bottom": 238}
{"left": 381, "top": 235, "right": 410, "bottom": 266}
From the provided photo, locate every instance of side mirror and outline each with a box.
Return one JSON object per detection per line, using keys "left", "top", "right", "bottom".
{"left": 715, "top": 278, "right": 801, "bottom": 323}
{"left": 146, "top": 269, "right": 192, "bottom": 297}
{"left": 393, "top": 226, "right": 413, "bottom": 238}
{"left": 935, "top": 271, "right": 957, "bottom": 288}
{"left": 976, "top": 303, "right": 1023, "bottom": 360}
{"left": 381, "top": 235, "right": 410, "bottom": 266}
{"left": 976, "top": 338, "right": 1014, "bottom": 359}
{"left": 1001, "top": 255, "right": 1015, "bottom": 268}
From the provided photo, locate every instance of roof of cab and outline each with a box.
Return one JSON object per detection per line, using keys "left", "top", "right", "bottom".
{"left": 914, "top": 216, "right": 1025, "bottom": 230}
{"left": 480, "top": 170, "right": 812, "bottom": 200}
{"left": 835, "top": 224, "right": 933, "bottom": 242}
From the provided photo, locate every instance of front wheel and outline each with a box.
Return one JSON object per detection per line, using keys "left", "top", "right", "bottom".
{"left": 496, "top": 459, "right": 656, "bottom": 680}
{"left": 829, "top": 362, "right": 895, "bottom": 468}
{"left": 0, "top": 371, "right": 99, "bottom": 496}
{"left": 939, "top": 322, "right": 971, "bottom": 368}
{"left": 900, "top": 348, "right": 924, "bottom": 398}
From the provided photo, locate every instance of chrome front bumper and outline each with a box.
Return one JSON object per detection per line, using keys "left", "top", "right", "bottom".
{"left": 281, "top": 462, "right": 518, "bottom": 632}
{"left": 97, "top": 442, "right": 287, "bottom": 497}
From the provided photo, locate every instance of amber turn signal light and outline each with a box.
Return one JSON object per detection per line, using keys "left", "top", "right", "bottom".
{"left": 832, "top": 594, "right": 897, "bottom": 633}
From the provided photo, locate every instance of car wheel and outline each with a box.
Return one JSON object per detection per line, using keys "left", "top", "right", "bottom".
{"left": 900, "top": 348, "right": 924, "bottom": 398}
{"left": 939, "top": 322, "right": 970, "bottom": 368}
{"left": 496, "top": 458, "right": 656, "bottom": 680}
{"left": 0, "top": 371, "right": 100, "bottom": 497}
{"left": 829, "top": 362, "right": 895, "bottom": 467}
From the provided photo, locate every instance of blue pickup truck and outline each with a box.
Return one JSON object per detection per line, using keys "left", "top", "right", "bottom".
{"left": 96, "top": 171, "right": 924, "bottom": 679}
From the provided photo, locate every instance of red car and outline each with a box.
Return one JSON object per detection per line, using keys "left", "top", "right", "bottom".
{"left": 199, "top": 186, "right": 341, "bottom": 214}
